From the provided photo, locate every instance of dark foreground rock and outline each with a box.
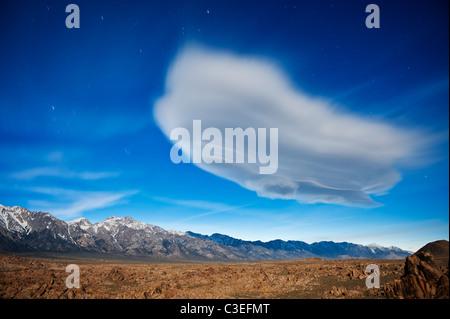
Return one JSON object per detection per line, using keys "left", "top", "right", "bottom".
{"left": 386, "top": 251, "right": 449, "bottom": 299}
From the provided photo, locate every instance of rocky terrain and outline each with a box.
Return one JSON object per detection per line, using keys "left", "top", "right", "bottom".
{"left": 385, "top": 240, "right": 449, "bottom": 299}
{"left": 0, "top": 253, "right": 406, "bottom": 299}
{"left": 0, "top": 204, "right": 411, "bottom": 260}
{"left": 1, "top": 204, "right": 446, "bottom": 299}
{"left": 0, "top": 241, "right": 447, "bottom": 299}
{"left": 416, "top": 240, "right": 449, "bottom": 259}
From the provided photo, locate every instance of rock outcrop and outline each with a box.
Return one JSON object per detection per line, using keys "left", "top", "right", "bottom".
{"left": 386, "top": 251, "right": 449, "bottom": 299}
{"left": 416, "top": 240, "right": 449, "bottom": 259}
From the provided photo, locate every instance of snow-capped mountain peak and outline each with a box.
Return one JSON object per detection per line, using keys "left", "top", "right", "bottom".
{"left": 68, "top": 217, "right": 92, "bottom": 231}
{"left": 169, "top": 229, "right": 187, "bottom": 236}
{"left": 92, "top": 216, "right": 155, "bottom": 232}
{"left": 0, "top": 204, "right": 33, "bottom": 235}
{"left": 0, "top": 204, "right": 413, "bottom": 261}
{"left": 68, "top": 217, "right": 89, "bottom": 224}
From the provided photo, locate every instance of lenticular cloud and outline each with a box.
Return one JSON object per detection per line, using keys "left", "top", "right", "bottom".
{"left": 154, "top": 47, "right": 430, "bottom": 207}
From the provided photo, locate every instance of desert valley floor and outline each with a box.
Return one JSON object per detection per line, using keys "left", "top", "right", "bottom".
{"left": 0, "top": 253, "right": 410, "bottom": 299}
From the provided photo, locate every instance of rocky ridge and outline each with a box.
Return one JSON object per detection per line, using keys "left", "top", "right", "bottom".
{"left": 385, "top": 240, "right": 449, "bottom": 299}
{"left": 1, "top": 204, "right": 411, "bottom": 261}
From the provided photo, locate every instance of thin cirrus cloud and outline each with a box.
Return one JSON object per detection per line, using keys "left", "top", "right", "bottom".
{"left": 10, "top": 167, "right": 120, "bottom": 181}
{"left": 27, "top": 187, "right": 139, "bottom": 218}
{"left": 11, "top": 165, "right": 130, "bottom": 218}
{"left": 153, "top": 197, "right": 247, "bottom": 221}
{"left": 153, "top": 196, "right": 238, "bottom": 211}
{"left": 154, "top": 46, "right": 435, "bottom": 207}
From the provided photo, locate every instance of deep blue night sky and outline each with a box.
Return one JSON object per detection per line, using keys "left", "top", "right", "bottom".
{"left": 0, "top": 0, "right": 448, "bottom": 251}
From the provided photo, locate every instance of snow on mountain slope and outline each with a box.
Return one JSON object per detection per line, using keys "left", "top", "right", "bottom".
{"left": 0, "top": 204, "right": 412, "bottom": 260}
{"left": 0, "top": 204, "right": 243, "bottom": 260}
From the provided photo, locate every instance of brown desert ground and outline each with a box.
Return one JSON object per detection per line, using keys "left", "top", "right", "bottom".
{"left": 0, "top": 253, "right": 437, "bottom": 299}
{"left": 1, "top": 251, "right": 448, "bottom": 299}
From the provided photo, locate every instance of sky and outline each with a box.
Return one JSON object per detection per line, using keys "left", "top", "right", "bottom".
{"left": 0, "top": 0, "right": 448, "bottom": 252}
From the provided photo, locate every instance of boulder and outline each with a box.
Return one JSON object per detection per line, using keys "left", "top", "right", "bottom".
{"left": 386, "top": 251, "right": 448, "bottom": 299}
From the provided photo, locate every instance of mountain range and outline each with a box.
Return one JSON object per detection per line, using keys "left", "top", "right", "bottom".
{"left": 0, "top": 204, "right": 411, "bottom": 261}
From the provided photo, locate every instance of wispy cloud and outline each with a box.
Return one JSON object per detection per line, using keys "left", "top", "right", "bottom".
{"left": 27, "top": 188, "right": 138, "bottom": 218}
{"left": 153, "top": 196, "right": 248, "bottom": 221}
{"left": 378, "top": 77, "right": 449, "bottom": 118}
{"left": 154, "top": 46, "right": 437, "bottom": 207}
{"left": 46, "top": 151, "right": 64, "bottom": 163}
{"left": 11, "top": 167, "right": 120, "bottom": 181}
{"left": 11, "top": 162, "right": 130, "bottom": 218}
{"left": 154, "top": 196, "right": 233, "bottom": 210}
